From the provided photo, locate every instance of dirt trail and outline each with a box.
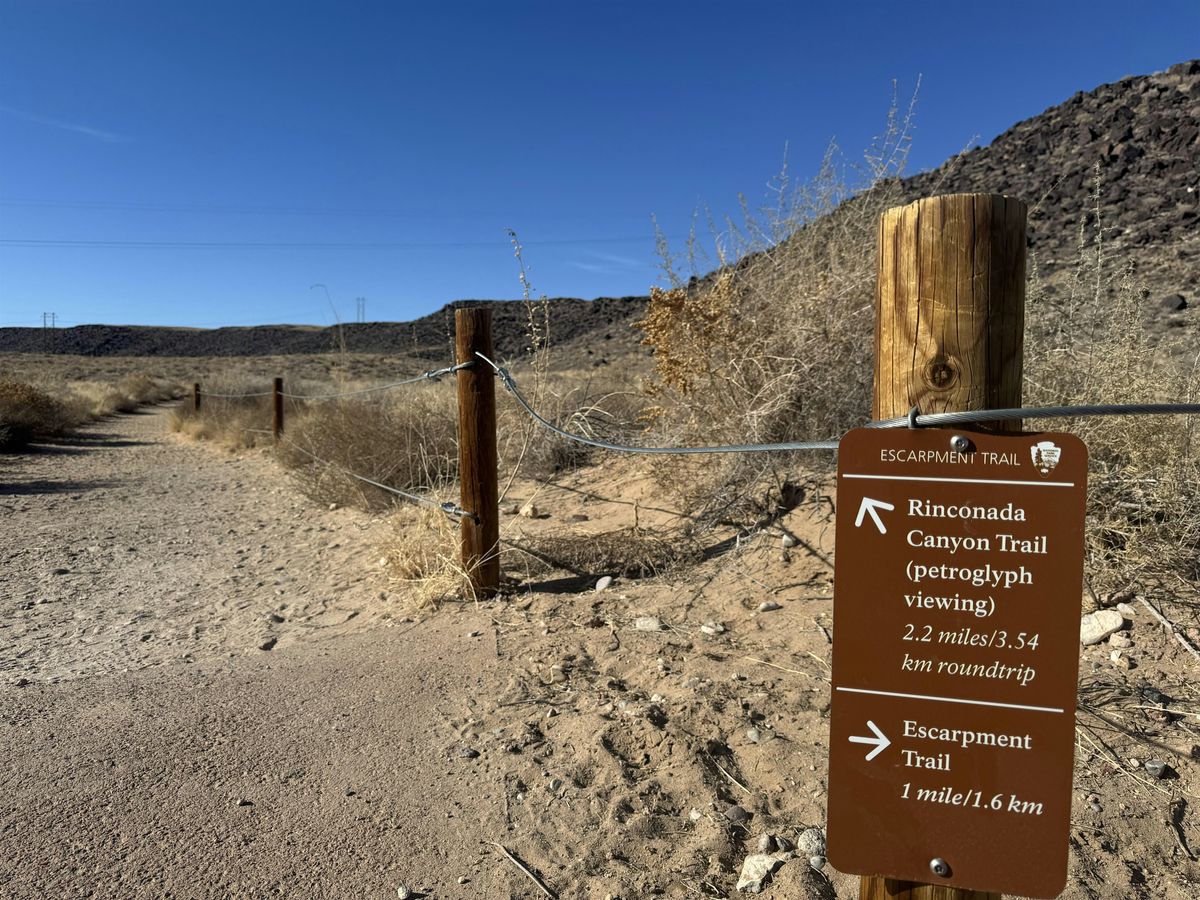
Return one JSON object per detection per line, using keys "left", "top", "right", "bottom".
{"left": 1, "top": 406, "right": 401, "bottom": 683}
{"left": 3, "top": 407, "right": 1199, "bottom": 898}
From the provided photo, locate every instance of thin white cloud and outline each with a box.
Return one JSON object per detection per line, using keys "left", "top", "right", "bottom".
{"left": 0, "top": 103, "right": 125, "bottom": 143}
{"left": 567, "top": 250, "right": 641, "bottom": 275}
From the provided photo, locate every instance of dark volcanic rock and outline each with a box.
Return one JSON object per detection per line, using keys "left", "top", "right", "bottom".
{"left": 0, "top": 296, "right": 648, "bottom": 359}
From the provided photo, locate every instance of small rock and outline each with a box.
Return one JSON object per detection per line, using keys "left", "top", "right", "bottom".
{"left": 595, "top": 576, "right": 614, "bottom": 592}
{"left": 689, "top": 807, "right": 703, "bottom": 822}
{"left": 258, "top": 637, "right": 278, "bottom": 652}
{"left": 50, "top": 567, "right": 69, "bottom": 576}
{"left": 775, "top": 836, "right": 794, "bottom": 852}
{"left": 548, "top": 778, "right": 563, "bottom": 793}
{"left": 1108, "top": 632, "right": 1132, "bottom": 650}
{"left": 467, "top": 630, "right": 481, "bottom": 638}
{"left": 568, "top": 513, "right": 590, "bottom": 522}
{"left": 236, "top": 798, "right": 253, "bottom": 807}
{"left": 328, "top": 502, "right": 339, "bottom": 511}
{"left": 519, "top": 502, "right": 539, "bottom": 519}
{"left": 1129, "top": 757, "right": 1142, "bottom": 769}
{"left": 1110, "top": 650, "right": 1134, "bottom": 670}
{"left": 809, "top": 855, "right": 826, "bottom": 871}
{"left": 397, "top": 887, "right": 414, "bottom": 900}
{"left": 1145, "top": 759, "right": 1170, "bottom": 779}
{"left": 736, "top": 853, "right": 785, "bottom": 893}
{"left": 700, "top": 621, "right": 726, "bottom": 636}
{"left": 1159, "top": 293, "right": 1188, "bottom": 312}
{"left": 781, "top": 534, "right": 797, "bottom": 548}
{"left": 1116, "top": 602, "right": 1137, "bottom": 619}
{"left": 457, "top": 877, "right": 469, "bottom": 885}
{"left": 633, "top": 616, "right": 665, "bottom": 632}
{"left": 758, "top": 601, "right": 782, "bottom": 613}
{"left": 747, "top": 727, "right": 762, "bottom": 744}
{"left": 796, "top": 826, "right": 826, "bottom": 857}
{"left": 1080, "top": 610, "right": 1125, "bottom": 645}
{"left": 14, "top": 677, "right": 29, "bottom": 688}
{"left": 724, "top": 804, "right": 752, "bottom": 824}
{"left": 758, "top": 834, "right": 777, "bottom": 853}
{"left": 1099, "top": 587, "right": 1137, "bottom": 608}
{"left": 458, "top": 747, "right": 480, "bottom": 759}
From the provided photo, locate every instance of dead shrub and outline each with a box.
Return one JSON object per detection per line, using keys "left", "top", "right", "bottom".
{"left": 512, "top": 526, "right": 700, "bottom": 579}
{"left": 275, "top": 385, "right": 459, "bottom": 510}
{"left": 381, "top": 499, "right": 468, "bottom": 612}
{"left": 637, "top": 123, "right": 913, "bottom": 519}
{"left": 0, "top": 381, "right": 79, "bottom": 448}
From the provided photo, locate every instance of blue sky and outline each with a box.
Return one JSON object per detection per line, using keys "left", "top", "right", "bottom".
{"left": 1, "top": 1, "right": 1196, "bottom": 328}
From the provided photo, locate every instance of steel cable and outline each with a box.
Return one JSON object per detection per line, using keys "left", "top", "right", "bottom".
{"left": 276, "top": 433, "right": 476, "bottom": 521}
{"left": 475, "top": 352, "right": 1200, "bottom": 456}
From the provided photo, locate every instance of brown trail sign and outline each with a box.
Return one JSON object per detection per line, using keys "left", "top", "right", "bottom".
{"left": 827, "top": 427, "right": 1087, "bottom": 897}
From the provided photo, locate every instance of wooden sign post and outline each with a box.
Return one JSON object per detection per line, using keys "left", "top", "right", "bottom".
{"left": 455, "top": 307, "right": 501, "bottom": 598}
{"left": 827, "top": 194, "right": 1084, "bottom": 899}
{"left": 272, "top": 377, "right": 284, "bottom": 440}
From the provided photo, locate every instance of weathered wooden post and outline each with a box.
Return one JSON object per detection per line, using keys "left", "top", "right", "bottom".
{"left": 859, "top": 193, "right": 1026, "bottom": 900}
{"left": 455, "top": 307, "right": 500, "bottom": 598}
{"left": 193, "top": 382, "right": 201, "bottom": 413}
{"left": 272, "top": 377, "right": 284, "bottom": 440}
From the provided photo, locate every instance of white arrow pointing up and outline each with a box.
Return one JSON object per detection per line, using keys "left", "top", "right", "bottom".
{"left": 854, "top": 496, "right": 895, "bottom": 534}
{"left": 848, "top": 720, "right": 891, "bottom": 761}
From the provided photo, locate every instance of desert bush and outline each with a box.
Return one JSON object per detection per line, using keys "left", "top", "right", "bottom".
{"left": 0, "top": 381, "right": 80, "bottom": 448}
{"left": 380, "top": 497, "right": 468, "bottom": 610}
{"left": 495, "top": 370, "right": 648, "bottom": 480}
{"left": 637, "top": 102, "right": 916, "bottom": 519}
{"left": 274, "top": 386, "right": 459, "bottom": 510}
{"left": 169, "top": 380, "right": 275, "bottom": 450}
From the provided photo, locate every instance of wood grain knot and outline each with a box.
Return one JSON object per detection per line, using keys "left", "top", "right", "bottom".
{"left": 923, "top": 356, "right": 960, "bottom": 391}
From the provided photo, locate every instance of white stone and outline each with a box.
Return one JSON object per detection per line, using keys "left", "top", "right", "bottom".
{"left": 700, "top": 621, "right": 726, "bottom": 636}
{"left": 595, "top": 576, "right": 614, "bottom": 592}
{"left": 796, "top": 826, "right": 826, "bottom": 856}
{"left": 519, "top": 502, "right": 539, "bottom": 518}
{"left": 781, "top": 534, "right": 797, "bottom": 548}
{"left": 1080, "top": 609, "right": 1125, "bottom": 645}
{"left": 735, "top": 854, "right": 786, "bottom": 893}
{"left": 633, "top": 616, "right": 665, "bottom": 632}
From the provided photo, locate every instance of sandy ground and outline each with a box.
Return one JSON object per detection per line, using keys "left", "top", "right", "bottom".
{"left": 3, "top": 406, "right": 1200, "bottom": 898}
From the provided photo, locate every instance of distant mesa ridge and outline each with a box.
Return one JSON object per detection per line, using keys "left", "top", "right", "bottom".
{"left": 3, "top": 58, "right": 1196, "bottom": 358}
{"left": 0, "top": 297, "right": 647, "bottom": 358}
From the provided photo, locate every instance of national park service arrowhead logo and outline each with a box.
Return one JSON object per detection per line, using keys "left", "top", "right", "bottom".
{"left": 1031, "top": 440, "right": 1062, "bottom": 475}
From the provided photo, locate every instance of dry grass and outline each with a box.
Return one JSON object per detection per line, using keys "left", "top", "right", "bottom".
{"left": 510, "top": 526, "right": 700, "bottom": 579}
{"left": 275, "top": 386, "right": 460, "bottom": 510}
{"left": 380, "top": 498, "right": 470, "bottom": 612}
{"left": 636, "top": 101, "right": 916, "bottom": 519}
{"left": 0, "top": 373, "right": 180, "bottom": 450}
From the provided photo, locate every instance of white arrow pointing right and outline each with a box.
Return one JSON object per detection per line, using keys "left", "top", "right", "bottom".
{"left": 848, "top": 720, "right": 891, "bottom": 761}
{"left": 854, "top": 496, "right": 895, "bottom": 534}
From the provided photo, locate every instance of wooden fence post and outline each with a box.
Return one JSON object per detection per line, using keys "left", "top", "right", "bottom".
{"left": 862, "top": 192, "right": 1026, "bottom": 900}
{"left": 455, "top": 307, "right": 501, "bottom": 598}
{"left": 272, "top": 377, "right": 284, "bottom": 440}
{"left": 193, "top": 382, "right": 201, "bottom": 412}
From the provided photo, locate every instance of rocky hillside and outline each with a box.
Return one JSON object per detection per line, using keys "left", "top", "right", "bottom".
{"left": 902, "top": 58, "right": 1199, "bottom": 315}
{"left": 2, "top": 59, "right": 1195, "bottom": 358}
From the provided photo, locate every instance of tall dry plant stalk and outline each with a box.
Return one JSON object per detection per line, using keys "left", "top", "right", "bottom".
{"left": 636, "top": 87, "right": 918, "bottom": 520}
